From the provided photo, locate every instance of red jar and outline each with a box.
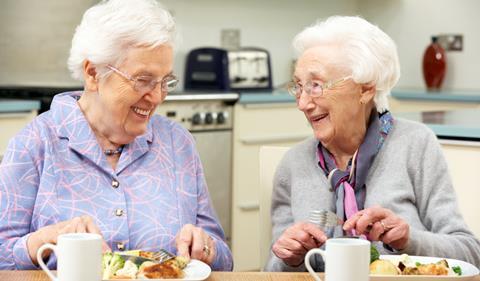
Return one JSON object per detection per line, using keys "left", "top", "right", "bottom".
{"left": 422, "top": 36, "right": 447, "bottom": 91}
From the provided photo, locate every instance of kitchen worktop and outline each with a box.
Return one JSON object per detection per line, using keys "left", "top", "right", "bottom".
{"left": 391, "top": 88, "right": 480, "bottom": 102}
{"left": 396, "top": 109, "right": 480, "bottom": 141}
{"left": 0, "top": 99, "right": 40, "bottom": 113}
{"left": 238, "top": 88, "right": 480, "bottom": 104}
{"left": 238, "top": 90, "right": 295, "bottom": 104}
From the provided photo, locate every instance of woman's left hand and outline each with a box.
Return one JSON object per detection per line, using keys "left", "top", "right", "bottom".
{"left": 343, "top": 205, "right": 410, "bottom": 250}
{"left": 175, "top": 224, "right": 216, "bottom": 265}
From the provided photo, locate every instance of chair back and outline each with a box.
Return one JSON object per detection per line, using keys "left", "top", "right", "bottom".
{"left": 259, "top": 146, "right": 289, "bottom": 270}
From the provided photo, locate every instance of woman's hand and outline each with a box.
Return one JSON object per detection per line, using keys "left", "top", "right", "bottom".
{"left": 343, "top": 205, "right": 410, "bottom": 250}
{"left": 271, "top": 222, "right": 327, "bottom": 267}
{"left": 26, "top": 215, "right": 110, "bottom": 265}
{"left": 175, "top": 224, "right": 216, "bottom": 266}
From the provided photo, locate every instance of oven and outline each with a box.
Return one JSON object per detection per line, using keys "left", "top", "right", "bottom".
{"left": 156, "top": 92, "right": 239, "bottom": 245}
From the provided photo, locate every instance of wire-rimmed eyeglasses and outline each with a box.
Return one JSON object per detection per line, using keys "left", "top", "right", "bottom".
{"left": 107, "top": 65, "right": 179, "bottom": 95}
{"left": 286, "top": 75, "right": 352, "bottom": 98}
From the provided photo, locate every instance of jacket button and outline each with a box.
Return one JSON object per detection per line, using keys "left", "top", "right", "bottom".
{"left": 112, "top": 179, "right": 120, "bottom": 188}
{"left": 115, "top": 209, "right": 124, "bottom": 216}
{"left": 116, "top": 242, "right": 125, "bottom": 251}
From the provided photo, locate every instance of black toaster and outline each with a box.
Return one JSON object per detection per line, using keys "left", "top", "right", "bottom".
{"left": 184, "top": 47, "right": 273, "bottom": 91}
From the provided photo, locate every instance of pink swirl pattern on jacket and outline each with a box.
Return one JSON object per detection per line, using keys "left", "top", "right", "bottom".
{"left": 0, "top": 92, "right": 233, "bottom": 271}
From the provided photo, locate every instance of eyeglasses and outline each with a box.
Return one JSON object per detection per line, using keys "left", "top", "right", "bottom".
{"left": 286, "top": 75, "right": 352, "bottom": 98}
{"left": 106, "top": 65, "right": 179, "bottom": 95}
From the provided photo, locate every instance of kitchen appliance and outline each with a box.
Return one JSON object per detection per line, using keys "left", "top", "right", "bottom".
{"left": 156, "top": 92, "right": 239, "bottom": 245}
{"left": 184, "top": 47, "right": 272, "bottom": 92}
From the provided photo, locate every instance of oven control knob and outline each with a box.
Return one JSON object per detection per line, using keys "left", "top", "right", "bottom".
{"left": 205, "top": 112, "right": 214, "bottom": 124}
{"left": 192, "top": 113, "right": 203, "bottom": 125}
{"left": 217, "top": 112, "right": 226, "bottom": 124}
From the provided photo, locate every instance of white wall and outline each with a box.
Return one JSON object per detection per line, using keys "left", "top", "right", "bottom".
{"left": 0, "top": 0, "right": 357, "bottom": 88}
{"left": 162, "top": 0, "right": 358, "bottom": 90}
{"left": 0, "top": 0, "right": 96, "bottom": 87}
{"left": 359, "top": 0, "right": 480, "bottom": 90}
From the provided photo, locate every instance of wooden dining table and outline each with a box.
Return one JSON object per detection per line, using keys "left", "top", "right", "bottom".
{"left": 1, "top": 271, "right": 480, "bottom": 281}
{"left": 0, "top": 271, "right": 316, "bottom": 281}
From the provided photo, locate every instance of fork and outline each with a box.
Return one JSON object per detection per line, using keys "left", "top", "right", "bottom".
{"left": 151, "top": 249, "right": 176, "bottom": 263}
{"left": 309, "top": 210, "right": 343, "bottom": 229}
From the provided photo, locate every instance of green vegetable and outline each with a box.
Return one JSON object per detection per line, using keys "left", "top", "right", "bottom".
{"left": 102, "top": 252, "right": 125, "bottom": 280}
{"left": 416, "top": 262, "right": 422, "bottom": 267}
{"left": 452, "top": 266, "right": 462, "bottom": 276}
{"left": 370, "top": 245, "right": 380, "bottom": 263}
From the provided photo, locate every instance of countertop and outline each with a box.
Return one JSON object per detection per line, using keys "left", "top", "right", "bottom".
{"left": 391, "top": 88, "right": 480, "bottom": 103}
{"left": 0, "top": 99, "right": 40, "bottom": 113}
{"left": 237, "top": 88, "right": 480, "bottom": 104}
{"left": 396, "top": 109, "right": 480, "bottom": 141}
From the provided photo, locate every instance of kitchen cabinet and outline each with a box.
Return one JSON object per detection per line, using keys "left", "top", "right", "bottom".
{"left": 440, "top": 140, "right": 480, "bottom": 239}
{"left": 231, "top": 101, "right": 311, "bottom": 271}
{"left": 0, "top": 100, "right": 40, "bottom": 160}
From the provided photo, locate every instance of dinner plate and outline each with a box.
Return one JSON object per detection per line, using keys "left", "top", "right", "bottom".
{"left": 370, "top": 255, "right": 479, "bottom": 281}
{"left": 105, "top": 259, "right": 211, "bottom": 281}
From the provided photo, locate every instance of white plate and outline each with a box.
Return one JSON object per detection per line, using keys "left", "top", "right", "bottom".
{"left": 105, "top": 259, "right": 211, "bottom": 281}
{"left": 370, "top": 255, "right": 479, "bottom": 280}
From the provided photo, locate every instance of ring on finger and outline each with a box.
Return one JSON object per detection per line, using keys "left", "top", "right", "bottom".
{"left": 203, "top": 244, "right": 210, "bottom": 257}
{"left": 380, "top": 220, "right": 388, "bottom": 233}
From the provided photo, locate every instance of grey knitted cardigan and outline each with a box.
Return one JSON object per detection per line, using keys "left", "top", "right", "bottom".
{"left": 265, "top": 118, "right": 480, "bottom": 271}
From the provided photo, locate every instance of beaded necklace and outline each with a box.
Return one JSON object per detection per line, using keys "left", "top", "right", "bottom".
{"left": 104, "top": 146, "right": 123, "bottom": 156}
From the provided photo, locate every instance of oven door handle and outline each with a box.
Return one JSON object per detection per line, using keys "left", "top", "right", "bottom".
{"left": 238, "top": 202, "right": 260, "bottom": 211}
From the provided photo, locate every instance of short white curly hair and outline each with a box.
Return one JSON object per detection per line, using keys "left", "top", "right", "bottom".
{"left": 68, "top": 0, "right": 176, "bottom": 82}
{"left": 293, "top": 16, "right": 400, "bottom": 113}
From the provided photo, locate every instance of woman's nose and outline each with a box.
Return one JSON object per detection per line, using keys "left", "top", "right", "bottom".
{"left": 296, "top": 91, "right": 314, "bottom": 111}
{"left": 143, "top": 89, "right": 166, "bottom": 105}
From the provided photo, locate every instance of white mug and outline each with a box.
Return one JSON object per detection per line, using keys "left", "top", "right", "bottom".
{"left": 37, "top": 233, "right": 102, "bottom": 281}
{"left": 305, "top": 238, "right": 370, "bottom": 281}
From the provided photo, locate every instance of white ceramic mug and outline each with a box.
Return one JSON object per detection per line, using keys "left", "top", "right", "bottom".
{"left": 37, "top": 233, "right": 102, "bottom": 281}
{"left": 305, "top": 238, "right": 370, "bottom": 281}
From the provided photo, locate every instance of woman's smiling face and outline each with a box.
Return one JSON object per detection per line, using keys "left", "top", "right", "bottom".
{"left": 93, "top": 44, "right": 174, "bottom": 143}
{"left": 294, "top": 45, "right": 368, "bottom": 147}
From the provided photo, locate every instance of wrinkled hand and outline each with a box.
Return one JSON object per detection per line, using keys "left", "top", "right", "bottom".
{"left": 175, "top": 224, "right": 216, "bottom": 266}
{"left": 343, "top": 205, "right": 409, "bottom": 250}
{"left": 272, "top": 222, "right": 327, "bottom": 267}
{"left": 27, "top": 215, "right": 110, "bottom": 265}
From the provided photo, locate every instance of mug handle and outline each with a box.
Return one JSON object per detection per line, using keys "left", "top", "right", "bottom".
{"left": 37, "top": 243, "right": 58, "bottom": 281}
{"left": 305, "top": 248, "right": 326, "bottom": 281}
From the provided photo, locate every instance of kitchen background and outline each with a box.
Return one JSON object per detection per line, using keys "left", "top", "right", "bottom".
{"left": 1, "top": 0, "right": 480, "bottom": 272}
{"left": 1, "top": 0, "right": 480, "bottom": 90}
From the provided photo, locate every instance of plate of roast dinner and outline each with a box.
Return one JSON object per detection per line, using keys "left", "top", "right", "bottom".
{"left": 370, "top": 254, "right": 479, "bottom": 280}
{"left": 102, "top": 250, "right": 211, "bottom": 280}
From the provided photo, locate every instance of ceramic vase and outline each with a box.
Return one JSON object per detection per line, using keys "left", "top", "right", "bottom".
{"left": 422, "top": 36, "right": 447, "bottom": 91}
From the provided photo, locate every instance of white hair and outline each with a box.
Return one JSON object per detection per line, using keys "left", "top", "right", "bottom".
{"left": 293, "top": 16, "right": 400, "bottom": 113}
{"left": 68, "top": 0, "right": 176, "bottom": 82}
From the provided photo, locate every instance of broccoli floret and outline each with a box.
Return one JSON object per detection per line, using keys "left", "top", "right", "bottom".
{"left": 370, "top": 245, "right": 380, "bottom": 263}
{"left": 102, "top": 253, "right": 125, "bottom": 280}
{"left": 452, "top": 265, "right": 462, "bottom": 276}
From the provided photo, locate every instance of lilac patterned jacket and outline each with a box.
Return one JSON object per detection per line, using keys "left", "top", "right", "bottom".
{"left": 0, "top": 92, "right": 233, "bottom": 271}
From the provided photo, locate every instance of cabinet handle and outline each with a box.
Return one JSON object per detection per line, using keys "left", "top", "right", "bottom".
{"left": 240, "top": 133, "right": 311, "bottom": 145}
{"left": 238, "top": 202, "right": 260, "bottom": 211}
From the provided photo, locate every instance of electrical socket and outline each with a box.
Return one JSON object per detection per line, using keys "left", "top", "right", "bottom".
{"left": 221, "top": 29, "right": 241, "bottom": 50}
{"left": 437, "top": 34, "right": 463, "bottom": 51}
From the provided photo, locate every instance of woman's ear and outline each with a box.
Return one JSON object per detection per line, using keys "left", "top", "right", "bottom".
{"left": 359, "top": 82, "right": 376, "bottom": 104}
{"left": 83, "top": 60, "right": 99, "bottom": 92}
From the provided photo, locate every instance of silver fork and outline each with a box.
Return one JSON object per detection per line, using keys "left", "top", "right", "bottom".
{"left": 309, "top": 210, "right": 343, "bottom": 229}
{"left": 151, "top": 249, "right": 176, "bottom": 263}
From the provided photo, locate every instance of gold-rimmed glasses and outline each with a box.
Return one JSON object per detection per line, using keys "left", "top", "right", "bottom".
{"left": 106, "top": 65, "right": 179, "bottom": 95}
{"left": 286, "top": 75, "right": 352, "bottom": 98}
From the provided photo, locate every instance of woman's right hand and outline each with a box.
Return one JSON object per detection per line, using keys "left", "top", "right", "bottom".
{"left": 271, "top": 222, "right": 327, "bottom": 267}
{"left": 26, "top": 215, "right": 110, "bottom": 265}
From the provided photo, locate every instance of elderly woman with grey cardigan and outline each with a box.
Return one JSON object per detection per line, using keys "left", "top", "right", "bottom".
{"left": 265, "top": 15, "right": 480, "bottom": 272}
